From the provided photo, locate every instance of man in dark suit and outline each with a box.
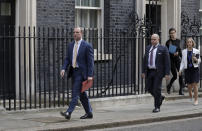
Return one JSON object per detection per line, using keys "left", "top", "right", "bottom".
{"left": 142, "top": 34, "right": 170, "bottom": 113}
{"left": 60, "top": 27, "right": 94, "bottom": 119}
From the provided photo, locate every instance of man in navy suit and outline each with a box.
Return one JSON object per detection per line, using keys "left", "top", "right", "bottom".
{"left": 142, "top": 34, "right": 170, "bottom": 113}
{"left": 60, "top": 27, "right": 94, "bottom": 119}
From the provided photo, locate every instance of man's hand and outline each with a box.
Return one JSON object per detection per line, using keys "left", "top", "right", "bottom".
{"left": 192, "top": 56, "right": 198, "bottom": 63}
{"left": 178, "top": 71, "right": 182, "bottom": 76}
{"left": 174, "top": 52, "right": 178, "bottom": 56}
{"left": 60, "top": 70, "right": 65, "bottom": 78}
{"left": 141, "top": 73, "right": 145, "bottom": 79}
{"left": 165, "top": 75, "right": 170, "bottom": 80}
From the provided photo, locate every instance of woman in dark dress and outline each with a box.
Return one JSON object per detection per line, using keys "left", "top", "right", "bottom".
{"left": 179, "top": 38, "right": 201, "bottom": 105}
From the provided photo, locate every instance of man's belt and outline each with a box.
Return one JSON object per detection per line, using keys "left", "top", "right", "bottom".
{"left": 147, "top": 68, "right": 157, "bottom": 71}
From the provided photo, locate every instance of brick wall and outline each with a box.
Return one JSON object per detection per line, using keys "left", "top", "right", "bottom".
{"left": 37, "top": 0, "right": 135, "bottom": 29}
{"left": 104, "top": 0, "right": 135, "bottom": 29}
{"left": 36, "top": 0, "right": 75, "bottom": 92}
{"left": 37, "top": 0, "right": 75, "bottom": 28}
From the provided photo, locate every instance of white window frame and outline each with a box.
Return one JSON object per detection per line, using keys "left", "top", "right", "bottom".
{"left": 75, "top": 0, "right": 111, "bottom": 61}
{"left": 75, "top": 0, "right": 103, "bottom": 29}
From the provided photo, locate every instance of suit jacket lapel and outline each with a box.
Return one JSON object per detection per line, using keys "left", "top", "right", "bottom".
{"left": 77, "top": 40, "right": 84, "bottom": 58}
{"left": 155, "top": 45, "right": 160, "bottom": 64}
{"left": 185, "top": 49, "right": 187, "bottom": 56}
{"left": 146, "top": 45, "right": 152, "bottom": 58}
{"left": 145, "top": 45, "right": 152, "bottom": 66}
{"left": 184, "top": 48, "right": 187, "bottom": 64}
{"left": 69, "top": 42, "right": 74, "bottom": 61}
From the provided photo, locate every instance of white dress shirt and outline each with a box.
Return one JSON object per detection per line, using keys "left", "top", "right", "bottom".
{"left": 148, "top": 44, "right": 159, "bottom": 69}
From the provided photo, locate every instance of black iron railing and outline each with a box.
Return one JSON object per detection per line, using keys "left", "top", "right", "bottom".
{"left": 0, "top": 26, "right": 149, "bottom": 110}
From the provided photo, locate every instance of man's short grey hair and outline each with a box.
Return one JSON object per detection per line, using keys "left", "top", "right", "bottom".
{"left": 152, "top": 34, "right": 159, "bottom": 39}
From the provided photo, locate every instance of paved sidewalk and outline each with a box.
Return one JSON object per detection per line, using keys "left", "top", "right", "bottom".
{"left": 0, "top": 93, "right": 202, "bottom": 131}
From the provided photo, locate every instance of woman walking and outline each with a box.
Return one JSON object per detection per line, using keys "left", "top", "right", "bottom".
{"left": 179, "top": 38, "right": 201, "bottom": 105}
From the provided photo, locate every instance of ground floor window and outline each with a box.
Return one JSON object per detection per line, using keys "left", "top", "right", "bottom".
{"left": 75, "top": 0, "right": 104, "bottom": 58}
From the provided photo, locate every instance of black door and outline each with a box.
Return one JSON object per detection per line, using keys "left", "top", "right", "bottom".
{"left": 146, "top": 4, "right": 161, "bottom": 35}
{"left": 0, "top": 0, "right": 15, "bottom": 98}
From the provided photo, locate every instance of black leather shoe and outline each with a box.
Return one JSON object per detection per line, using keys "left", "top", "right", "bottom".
{"left": 179, "top": 91, "right": 184, "bottom": 95}
{"left": 152, "top": 108, "right": 160, "bottom": 113}
{"left": 179, "top": 87, "right": 184, "bottom": 95}
{"left": 80, "top": 113, "right": 93, "bottom": 119}
{"left": 160, "top": 95, "right": 165, "bottom": 107}
{"left": 60, "top": 111, "right": 71, "bottom": 120}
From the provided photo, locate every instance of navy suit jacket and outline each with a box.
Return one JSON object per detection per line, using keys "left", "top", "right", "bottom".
{"left": 62, "top": 40, "right": 94, "bottom": 80}
{"left": 142, "top": 44, "right": 170, "bottom": 78}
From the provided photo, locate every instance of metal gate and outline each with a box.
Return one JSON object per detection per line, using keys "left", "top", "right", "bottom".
{"left": 181, "top": 11, "right": 202, "bottom": 88}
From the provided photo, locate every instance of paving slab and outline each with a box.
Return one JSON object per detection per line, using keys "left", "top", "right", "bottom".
{"left": 0, "top": 93, "right": 202, "bottom": 131}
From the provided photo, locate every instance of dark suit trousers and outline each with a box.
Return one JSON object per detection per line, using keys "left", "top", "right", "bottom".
{"left": 146, "top": 69, "right": 163, "bottom": 108}
{"left": 67, "top": 68, "right": 92, "bottom": 114}
{"left": 169, "top": 61, "right": 183, "bottom": 89}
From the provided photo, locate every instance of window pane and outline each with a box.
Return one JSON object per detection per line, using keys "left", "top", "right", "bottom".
{"left": 76, "top": 0, "right": 80, "bottom": 6}
{"left": 80, "top": 10, "right": 88, "bottom": 27}
{"left": 78, "top": 0, "right": 100, "bottom": 7}
{"left": 91, "top": 0, "right": 100, "bottom": 7}
{"left": 76, "top": 9, "right": 101, "bottom": 28}
{"left": 90, "top": 10, "right": 97, "bottom": 28}
{"left": 201, "top": 0, "right": 202, "bottom": 9}
{"left": 81, "top": 0, "right": 89, "bottom": 6}
{"left": 75, "top": 10, "right": 79, "bottom": 27}
{"left": 200, "top": 12, "right": 202, "bottom": 20}
{"left": 1, "top": 3, "right": 11, "bottom": 16}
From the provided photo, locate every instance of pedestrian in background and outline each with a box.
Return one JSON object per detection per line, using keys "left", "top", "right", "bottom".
{"left": 166, "top": 28, "right": 184, "bottom": 95}
{"left": 179, "top": 38, "right": 201, "bottom": 106}
{"left": 142, "top": 34, "right": 170, "bottom": 113}
{"left": 60, "top": 27, "right": 94, "bottom": 119}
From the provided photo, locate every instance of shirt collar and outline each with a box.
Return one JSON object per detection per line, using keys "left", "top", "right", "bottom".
{"left": 154, "top": 43, "right": 159, "bottom": 48}
{"left": 151, "top": 43, "right": 159, "bottom": 49}
{"left": 75, "top": 39, "right": 82, "bottom": 45}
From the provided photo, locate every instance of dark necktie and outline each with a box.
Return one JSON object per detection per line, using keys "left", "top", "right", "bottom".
{"left": 150, "top": 46, "right": 156, "bottom": 66}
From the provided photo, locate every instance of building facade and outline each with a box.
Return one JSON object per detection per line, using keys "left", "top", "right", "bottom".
{"left": 0, "top": 0, "right": 201, "bottom": 110}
